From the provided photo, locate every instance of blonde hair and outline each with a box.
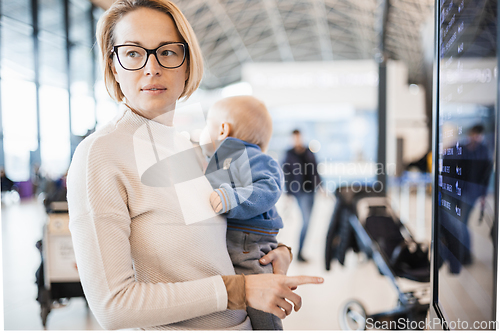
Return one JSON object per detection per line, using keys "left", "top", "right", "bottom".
{"left": 96, "top": 0, "right": 204, "bottom": 102}
{"left": 212, "top": 96, "right": 273, "bottom": 152}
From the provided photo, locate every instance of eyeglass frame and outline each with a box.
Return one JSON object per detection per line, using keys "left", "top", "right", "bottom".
{"left": 112, "top": 42, "right": 189, "bottom": 71}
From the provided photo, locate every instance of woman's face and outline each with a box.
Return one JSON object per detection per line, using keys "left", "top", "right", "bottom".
{"left": 111, "top": 7, "right": 189, "bottom": 119}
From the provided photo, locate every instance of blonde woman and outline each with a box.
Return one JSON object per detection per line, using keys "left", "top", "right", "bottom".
{"left": 67, "top": 0, "right": 323, "bottom": 330}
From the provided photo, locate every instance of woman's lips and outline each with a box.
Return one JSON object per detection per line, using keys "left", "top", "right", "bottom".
{"left": 141, "top": 85, "right": 167, "bottom": 95}
{"left": 141, "top": 88, "right": 166, "bottom": 95}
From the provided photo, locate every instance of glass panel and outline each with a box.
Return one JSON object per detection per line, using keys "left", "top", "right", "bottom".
{"left": 1, "top": 16, "right": 34, "bottom": 82}
{"left": 71, "top": 44, "right": 95, "bottom": 136}
{"left": 436, "top": 0, "right": 497, "bottom": 325}
{"left": 1, "top": 79, "right": 38, "bottom": 181}
{"left": 39, "top": 30, "right": 66, "bottom": 88}
{"left": 70, "top": 0, "right": 91, "bottom": 47}
{"left": 38, "top": 0, "right": 69, "bottom": 176}
{"left": 71, "top": 43, "right": 93, "bottom": 85}
{"left": 2, "top": 0, "right": 32, "bottom": 26}
{"left": 39, "top": 0, "right": 64, "bottom": 37}
{"left": 1, "top": 17, "right": 37, "bottom": 181}
{"left": 39, "top": 85, "right": 70, "bottom": 178}
{"left": 92, "top": 7, "right": 117, "bottom": 130}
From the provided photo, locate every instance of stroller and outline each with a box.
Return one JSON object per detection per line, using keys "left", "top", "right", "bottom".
{"left": 35, "top": 183, "right": 87, "bottom": 328}
{"left": 325, "top": 185, "right": 430, "bottom": 330}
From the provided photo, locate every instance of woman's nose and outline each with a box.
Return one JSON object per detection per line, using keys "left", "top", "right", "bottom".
{"left": 144, "top": 54, "right": 162, "bottom": 75}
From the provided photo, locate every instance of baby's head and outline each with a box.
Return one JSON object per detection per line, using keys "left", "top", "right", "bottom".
{"left": 201, "top": 96, "right": 273, "bottom": 156}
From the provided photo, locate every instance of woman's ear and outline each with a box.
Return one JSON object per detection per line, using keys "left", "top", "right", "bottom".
{"left": 218, "top": 122, "right": 231, "bottom": 141}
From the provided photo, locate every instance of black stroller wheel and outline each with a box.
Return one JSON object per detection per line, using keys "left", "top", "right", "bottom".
{"left": 339, "top": 300, "right": 367, "bottom": 330}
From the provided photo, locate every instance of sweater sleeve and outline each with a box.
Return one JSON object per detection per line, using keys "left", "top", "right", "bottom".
{"left": 216, "top": 153, "right": 283, "bottom": 220}
{"left": 67, "top": 138, "right": 228, "bottom": 330}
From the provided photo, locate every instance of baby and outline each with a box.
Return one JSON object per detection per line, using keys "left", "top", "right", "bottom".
{"left": 200, "top": 95, "right": 285, "bottom": 330}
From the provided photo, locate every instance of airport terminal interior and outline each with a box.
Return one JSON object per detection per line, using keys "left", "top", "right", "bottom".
{"left": 1, "top": 0, "right": 498, "bottom": 330}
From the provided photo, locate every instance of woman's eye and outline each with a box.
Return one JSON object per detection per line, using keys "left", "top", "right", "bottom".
{"left": 126, "top": 51, "right": 140, "bottom": 57}
{"left": 161, "top": 50, "right": 175, "bottom": 57}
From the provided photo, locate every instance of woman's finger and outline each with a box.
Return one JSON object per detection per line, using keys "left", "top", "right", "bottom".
{"left": 259, "top": 250, "right": 274, "bottom": 265}
{"left": 276, "top": 298, "right": 293, "bottom": 316}
{"left": 285, "top": 276, "right": 324, "bottom": 288}
{"left": 273, "top": 306, "right": 287, "bottom": 320}
{"left": 256, "top": 301, "right": 286, "bottom": 320}
{"left": 260, "top": 252, "right": 283, "bottom": 275}
{"left": 260, "top": 247, "right": 290, "bottom": 275}
{"left": 280, "top": 288, "right": 302, "bottom": 311}
{"left": 245, "top": 274, "right": 321, "bottom": 318}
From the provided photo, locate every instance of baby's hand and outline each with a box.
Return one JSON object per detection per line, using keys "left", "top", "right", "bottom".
{"left": 210, "top": 191, "right": 222, "bottom": 213}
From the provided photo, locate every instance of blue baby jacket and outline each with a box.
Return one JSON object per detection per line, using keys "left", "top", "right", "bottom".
{"left": 204, "top": 137, "right": 284, "bottom": 235}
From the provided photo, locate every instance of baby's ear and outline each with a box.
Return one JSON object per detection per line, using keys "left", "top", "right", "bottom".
{"left": 218, "top": 122, "right": 231, "bottom": 140}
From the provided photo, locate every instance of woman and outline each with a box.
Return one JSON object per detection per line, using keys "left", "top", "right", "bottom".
{"left": 67, "top": 0, "right": 322, "bottom": 330}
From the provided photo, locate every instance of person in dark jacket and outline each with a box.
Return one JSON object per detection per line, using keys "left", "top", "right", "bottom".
{"left": 282, "top": 129, "right": 321, "bottom": 262}
{"left": 1, "top": 168, "right": 14, "bottom": 192}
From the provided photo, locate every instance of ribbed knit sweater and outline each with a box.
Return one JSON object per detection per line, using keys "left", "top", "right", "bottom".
{"left": 67, "top": 106, "right": 251, "bottom": 330}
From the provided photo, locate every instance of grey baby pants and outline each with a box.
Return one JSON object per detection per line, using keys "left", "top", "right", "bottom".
{"left": 226, "top": 229, "right": 283, "bottom": 330}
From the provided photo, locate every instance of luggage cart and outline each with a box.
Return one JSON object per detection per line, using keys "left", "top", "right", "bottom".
{"left": 35, "top": 201, "right": 87, "bottom": 328}
{"left": 325, "top": 185, "right": 430, "bottom": 330}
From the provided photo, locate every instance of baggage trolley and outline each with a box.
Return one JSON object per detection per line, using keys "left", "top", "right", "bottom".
{"left": 35, "top": 201, "right": 87, "bottom": 328}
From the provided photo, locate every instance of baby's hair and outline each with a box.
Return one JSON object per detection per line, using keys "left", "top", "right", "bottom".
{"left": 212, "top": 96, "right": 273, "bottom": 152}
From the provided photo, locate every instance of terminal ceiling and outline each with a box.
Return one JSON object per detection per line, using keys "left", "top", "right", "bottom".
{"left": 93, "top": 0, "right": 435, "bottom": 90}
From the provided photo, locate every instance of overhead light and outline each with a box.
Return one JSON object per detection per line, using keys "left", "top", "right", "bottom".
{"left": 221, "top": 82, "right": 253, "bottom": 97}
{"left": 309, "top": 140, "right": 321, "bottom": 153}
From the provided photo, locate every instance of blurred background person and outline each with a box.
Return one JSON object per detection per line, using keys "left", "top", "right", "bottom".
{"left": 282, "top": 129, "right": 322, "bottom": 262}
{"left": 1, "top": 167, "right": 14, "bottom": 192}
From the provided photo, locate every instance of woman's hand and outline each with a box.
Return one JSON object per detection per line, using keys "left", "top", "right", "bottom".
{"left": 244, "top": 274, "right": 323, "bottom": 319}
{"left": 260, "top": 246, "right": 292, "bottom": 275}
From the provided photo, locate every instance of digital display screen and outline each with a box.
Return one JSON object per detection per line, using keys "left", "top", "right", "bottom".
{"left": 435, "top": 0, "right": 498, "bottom": 328}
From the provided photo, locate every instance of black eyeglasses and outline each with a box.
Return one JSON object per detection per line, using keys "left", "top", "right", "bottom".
{"left": 112, "top": 42, "right": 188, "bottom": 71}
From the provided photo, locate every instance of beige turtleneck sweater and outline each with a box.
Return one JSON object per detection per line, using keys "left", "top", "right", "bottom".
{"left": 67, "top": 107, "right": 251, "bottom": 330}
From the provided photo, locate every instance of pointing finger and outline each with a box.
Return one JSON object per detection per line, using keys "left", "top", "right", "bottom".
{"left": 285, "top": 276, "right": 324, "bottom": 288}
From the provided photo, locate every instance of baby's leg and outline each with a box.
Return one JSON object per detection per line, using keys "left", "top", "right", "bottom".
{"left": 226, "top": 230, "right": 283, "bottom": 330}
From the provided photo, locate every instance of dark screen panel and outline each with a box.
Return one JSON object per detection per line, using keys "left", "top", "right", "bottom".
{"left": 435, "top": 0, "right": 498, "bottom": 328}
